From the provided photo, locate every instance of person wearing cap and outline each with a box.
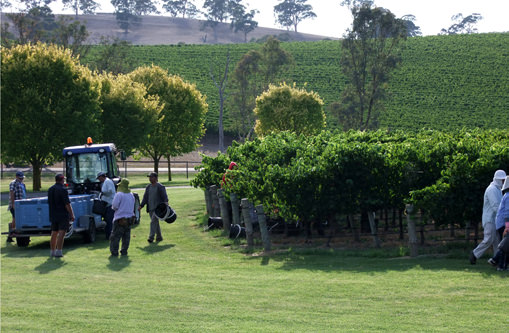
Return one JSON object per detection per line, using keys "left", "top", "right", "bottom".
{"left": 97, "top": 171, "right": 116, "bottom": 240}
{"left": 470, "top": 169, "right": 506, "bottom": 264}
{"left": 48, "top": 174, "right": 75, "bottom": 257}
{"left": 7, "top": 171, "right": 27, "bottom": 242}
{"left": 139, "top": 172, "right": 168, "bottom": 243}
{"left": 110, "top": 179, "right": 135, "bottom": 256}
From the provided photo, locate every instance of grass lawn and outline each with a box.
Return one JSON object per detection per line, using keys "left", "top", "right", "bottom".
{"left": 1, "top": 187, "right": 508, "bottom": 332}
{"left": 0, "top": 172, "right": 195, "bottom": 194}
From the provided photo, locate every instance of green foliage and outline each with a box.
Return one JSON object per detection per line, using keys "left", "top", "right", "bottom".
{"left": 273, "top": 0, "right": 317, "bottom": 33}
{"left": 254, "top": 82, "right": 325, "bottom": 137}
{"left": 87, "top": 36, "right": 135, "bottom": 74}
{"left": 340, "top": 4, "right": 407, "bottom": 131}
{"left": 195, "top": 129, "right": 509, "bottom": 228}
{"left": 1, "top": 42, "right": 101, "bottom": 191}
{"left": 80, "top": 33, "right": 509, "bottom": 133}
{"left": 129, "top": 65, "right": 208, "bottom": 170}
{"left": 97, "top": 72, "right": 161, "bottom": 156}
{"left": 190, "top": 152, "right": 230, "bottom": 189}
{"left": 2, "top": 187, "right": 508, "bottom": 332}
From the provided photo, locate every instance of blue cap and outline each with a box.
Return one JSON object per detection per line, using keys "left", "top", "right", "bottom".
{"left": 16, "top": 171, "right": 24, "bottom": 178}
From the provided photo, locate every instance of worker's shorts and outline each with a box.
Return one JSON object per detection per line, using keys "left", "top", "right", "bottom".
{"left": 51, "top": 219, "right": 70, "bottom": 232}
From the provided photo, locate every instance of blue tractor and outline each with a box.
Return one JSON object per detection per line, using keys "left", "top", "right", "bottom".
{"left": 5, "top": 138, "right": 140, "bottom": 247}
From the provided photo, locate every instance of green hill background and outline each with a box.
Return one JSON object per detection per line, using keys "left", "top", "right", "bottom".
{"left": 82, "top": 32, "right": 509, "bottom": 134}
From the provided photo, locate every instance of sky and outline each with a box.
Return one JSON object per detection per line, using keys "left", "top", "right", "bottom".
{"left": 8, "top": 0, "right": 509, "bottom": 37}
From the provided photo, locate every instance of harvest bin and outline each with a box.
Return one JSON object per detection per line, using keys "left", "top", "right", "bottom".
{"left": 6, "top": 194, "right": 104, "bottom": 246}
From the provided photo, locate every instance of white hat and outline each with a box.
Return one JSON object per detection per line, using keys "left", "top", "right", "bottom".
{"left": 502, "top": 176, "right": 509, "bottom": 192}
{"left": 494, "top": 170, "right": 507, "bottom": 180}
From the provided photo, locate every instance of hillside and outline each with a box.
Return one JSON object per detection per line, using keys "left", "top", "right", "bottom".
{"left": 82, "top": 32, "right": 509, "bottom": 133}
{"left": 0, "top": 13, "right": 333, "bottom": 45}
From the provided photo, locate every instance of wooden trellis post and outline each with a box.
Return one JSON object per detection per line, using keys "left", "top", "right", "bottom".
{"left": 256, "top": 204, "right": 271, "bottom": 251}
{"left": 241, "top": 198, "right": 254, "bottom": 249}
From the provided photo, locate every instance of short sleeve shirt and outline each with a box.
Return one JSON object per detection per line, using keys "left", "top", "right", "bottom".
{"left": 48, "top": 183, "right": 71, "bottom": 222}
{"left": 9, "top": 179, "right": 27, "bottom": 209}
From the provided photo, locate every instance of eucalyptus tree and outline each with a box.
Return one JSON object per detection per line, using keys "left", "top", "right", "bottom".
{"left": 62, "top": 0, "right": 100, "bottom": 17}
{"left": 162, "top": 0, "right": 199, "bottom": 18}
{"left": 339, "top": 3, "right": 407, "bottom": 130}
{"left": 273, "top": 0, "right": 316, "bottom": 32}
{"left": 229, "top": 1, "right": 258, "bottom": 42}
{"left": 440, "top": 13, "right": 483, "bottom": 35}
{"left": 111, "top": 0, "right": 158, "bottom": 34}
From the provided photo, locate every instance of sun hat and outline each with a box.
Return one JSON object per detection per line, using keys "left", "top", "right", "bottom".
{"left": 117, "top": 179, "right": 131, "bottom": 193}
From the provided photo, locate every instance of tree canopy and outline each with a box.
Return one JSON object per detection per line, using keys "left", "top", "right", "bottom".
{"left": 440, "top": 13, "right": 483, "bottom": 35}
{"left": 98, "top": 72, "right": 161, "bottom": 157}
{"left": 254, "top": 82, "right": 325, "bottom": 137}
{"left": 1, "top": 43, "right": 101, "bottom": 190}
{"left": 339, "top": 4, "right": 407, "bottom": 131}
{"left": 128, "top": 65, "right": 208, "bottom": 172}
{"left": 273, "top": 0, "right": 316, "bottom": 32}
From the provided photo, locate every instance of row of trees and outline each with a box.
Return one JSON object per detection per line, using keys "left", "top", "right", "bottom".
{"left": 1, "top": 43, "right": 208, "bottom": 191}
{"left": 192, "top": 129, "right": 509, "bottom": 240}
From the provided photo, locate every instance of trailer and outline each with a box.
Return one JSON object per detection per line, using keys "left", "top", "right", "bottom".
{"left": 4, "top": 138, "right": 140, "bottom": 247}
{"left": 8, "top": 194, "right": 104, "bottom": 247}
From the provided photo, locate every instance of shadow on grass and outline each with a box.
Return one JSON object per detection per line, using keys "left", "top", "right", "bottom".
{"left": 34, "top": 257, "right": 68, "bottom": 274}
{"left": 138, "top": 243, "right": 175, "bottom": 254}
{"left": 1, "top": 233, "right": 110, "bottom": 258}
{"left": 107, "top": 255, "right": 132, "bottom": 271}
{"left": 245, "top": 248, "right": 507, "bottom": 277}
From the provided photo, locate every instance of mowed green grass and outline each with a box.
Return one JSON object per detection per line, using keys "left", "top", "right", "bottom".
{"left": 1, "top": 187, "right": 508, "bottom": 332}
{"left": 0, "top": 172, "right": 195, "bottom": 194}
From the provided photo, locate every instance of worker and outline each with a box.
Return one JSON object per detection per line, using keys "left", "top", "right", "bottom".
{"left": 48, "top": 174, "right": 75, "bottom": 257}
{"left": 97, "top": 171, "right": 116, "bottom": 240}
{"left": 470, "top": 169, "right": 506, "bottom": 264}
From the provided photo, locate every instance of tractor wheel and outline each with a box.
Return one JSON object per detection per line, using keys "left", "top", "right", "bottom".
{"left": 16, "top": 236, "right": 30, "bottom": 247}
{"left": 83, "top": 217, "right": 96, "bottom": 243}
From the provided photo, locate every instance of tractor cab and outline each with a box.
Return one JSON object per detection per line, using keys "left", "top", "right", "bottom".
{"left": 63, "top": 138, "right": 121, "bottom": 194}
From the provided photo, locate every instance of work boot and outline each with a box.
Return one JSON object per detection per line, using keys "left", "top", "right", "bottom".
{"left": 469, "top": 251, "right": 477, "bottom": 265}
{"left": 7, "top": 236, "right": 13, "bottom": 243}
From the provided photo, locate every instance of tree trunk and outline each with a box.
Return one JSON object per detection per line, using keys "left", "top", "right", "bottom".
{"left": 166, "top": 156, "right": 172, "bottom": 182}
{"left": 31, "top": 159, "right": 42, "bottom": 192}
{"left": 398, "top": 209, "right": 404, "bottom": 240}
{"left": 153, "top": 157, "right": 160, "bottom": 174}
{"left": 349, "top": 214, "right": 360, "bottom": 242}
{"left": 218, "top": 94, "right": 224, "bottom": 153}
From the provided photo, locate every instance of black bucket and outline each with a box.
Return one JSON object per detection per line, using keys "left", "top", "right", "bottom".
{"left": 207, "top": 217, "right": 223, "bottom": 230}
{"left": 155, "top": 203, "right": 177, "bottom": 224}
{"left": 229, "top": 224, "right": 246, "bottom": 239}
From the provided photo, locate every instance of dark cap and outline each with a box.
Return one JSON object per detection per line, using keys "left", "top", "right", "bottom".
{"left": 147, "top": 172, "right": 158, "bottom": 178}
{"left": 55, "top": 174, "right": 65, "bottom": 182}
{"left": 96, "top": 171, "right": 107, "bottom": 179}
{"left": 16, "top": 171, "right": 24, "bottom": 178}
